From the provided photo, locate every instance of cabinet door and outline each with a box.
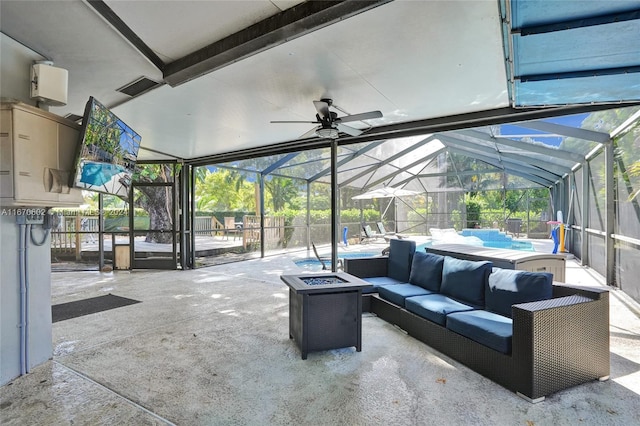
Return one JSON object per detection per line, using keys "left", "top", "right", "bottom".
{"left": 0, "top": 110, "right": 13, "bottom": 199}
{"left": 13, "top": 109, "right": 58, "bottom": 202}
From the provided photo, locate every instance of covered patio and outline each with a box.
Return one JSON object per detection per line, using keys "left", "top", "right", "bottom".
{"left": 2, "top": 1, "right": 640, "bottom": 421}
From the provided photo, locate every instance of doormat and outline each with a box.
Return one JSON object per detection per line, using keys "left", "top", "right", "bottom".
{"left": 52, "top": 293, "right": 141, "bottom": 323}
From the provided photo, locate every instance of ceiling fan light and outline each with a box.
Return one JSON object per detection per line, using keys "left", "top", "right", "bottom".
{"left": 316, "top": 127, "right": 339, "bottom": 139}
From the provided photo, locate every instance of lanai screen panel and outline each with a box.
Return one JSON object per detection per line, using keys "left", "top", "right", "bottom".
{"left": 509, "top": 1, "right": 640, "bottom": 106}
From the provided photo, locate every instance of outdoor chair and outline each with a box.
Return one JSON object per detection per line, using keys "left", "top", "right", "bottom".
{"left": 361, "top": 224, "right": 388, "bottom": 243}
{"left": 224, "top": 217, "right": 241, "bottom": 240}
{"left": 376, "top": 222, "right": 406, "bottom": 239}
{"left": 311, "top": 242, "right": 343, "bottom": 270}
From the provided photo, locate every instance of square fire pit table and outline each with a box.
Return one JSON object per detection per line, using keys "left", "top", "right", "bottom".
{"left": 280, "top": 272, "right": 372, "bottom": 359}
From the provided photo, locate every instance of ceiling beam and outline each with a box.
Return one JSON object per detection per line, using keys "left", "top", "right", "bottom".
{"left": 87, "top": 1, "right": 165, "bottom": 70}
{"left": 163, "top": 0, "right": 393, "bottom": 87}
{"left": 186, "top": 103, "right": 639, "bottom": 166}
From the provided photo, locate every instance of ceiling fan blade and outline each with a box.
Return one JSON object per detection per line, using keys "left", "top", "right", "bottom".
{"left": 337, "top": 110, "right": 383, "bottom": 123}
{"left": 299, "top": 126, "right": 320, "bottom": 139}
{"left": 271, "top": 120, "right": 320, "bottom": 124}
{"left": 336, "top": 123, "right": 363, "bottom": 137}
{"left": 313, "top": 100, "right": 331, "bottom": 119}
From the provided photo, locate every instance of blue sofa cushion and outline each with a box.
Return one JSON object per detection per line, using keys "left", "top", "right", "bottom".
{"left": 361, "top": 276, "right": 407, "bottom": 294}
{"left": 446, "top": 310, "right": 513, "bottom": 354}
{"left": 405, "top": 294, "right": 475, "bottom": 326}
{"left": 378, "top": 284, "right": 433, "bottom": 308}
{"left": 387, "top": 239, "right": 416, "bottom": 283}
{"left": 485, "top": 269, "right": 553, "bottom": 318}
{"left": 409, "top": 252, "right": 444, "bottom": 292}
{"left": 440, "top": 257, "right": 492, "bottom": 308}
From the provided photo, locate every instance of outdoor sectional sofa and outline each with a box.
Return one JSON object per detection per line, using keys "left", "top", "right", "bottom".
{"left": 344, "top": 239, "right": 610, "bottom": 402}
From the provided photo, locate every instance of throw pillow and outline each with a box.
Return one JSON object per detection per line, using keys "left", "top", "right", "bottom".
{"left": 440, "top": 257, "right": 492, "bottom": 307}
{"left": 485, "top": 268, "right": 553, "bottom": 318}
{"left": 409, "top": 252, "right": 444, "bottom": 291}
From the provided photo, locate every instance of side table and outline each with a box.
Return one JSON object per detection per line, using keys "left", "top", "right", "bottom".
{"left": 280, "top": 272, "right": 372, "bottom": 359}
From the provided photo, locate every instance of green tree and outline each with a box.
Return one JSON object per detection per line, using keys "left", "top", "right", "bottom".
{"left": 195, "top": 168, "right": 255, "bottom": 211}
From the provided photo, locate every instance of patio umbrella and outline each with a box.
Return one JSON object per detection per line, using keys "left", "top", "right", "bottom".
{"left": 352, "top": 187, "right": 422, "bottom": 233}
{"left": 351, "top": 186, "right": 420, "bottom": 200}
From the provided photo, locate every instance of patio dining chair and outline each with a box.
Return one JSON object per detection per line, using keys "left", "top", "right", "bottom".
{"left": 224, "top": 217, "right": 241, "bottom": 240}
{"left": 311, "top": 242, "right": 343, "bottom": 270}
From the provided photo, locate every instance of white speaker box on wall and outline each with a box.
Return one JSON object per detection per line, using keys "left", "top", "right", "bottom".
{"left": 30, "top": 62, "right": 68, "bottom": 106}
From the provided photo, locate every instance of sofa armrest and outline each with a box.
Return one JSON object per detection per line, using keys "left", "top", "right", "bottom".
{"left": 552, "top": 282, "right": 609, "bottom": 300}
{"left": 511, "top": 292, "right": 610, "bottom": 401}
{"left": 343, "top": 256, "right": 388, "bottom": 278}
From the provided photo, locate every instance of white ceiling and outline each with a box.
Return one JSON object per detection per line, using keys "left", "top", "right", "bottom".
{"left": 0, "top": 0, "right": 511, "bottom": 161}
{"left": 8, "top": 0, "right": 637, "bottom": 167}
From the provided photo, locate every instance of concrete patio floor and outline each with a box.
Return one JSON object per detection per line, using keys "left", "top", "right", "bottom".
{"left": 1, "top": 249, "right": 639, "bottom": 425}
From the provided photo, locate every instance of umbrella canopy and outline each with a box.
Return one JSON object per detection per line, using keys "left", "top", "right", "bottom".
{"left": 352, "top": 187, "right": 420, "bottom": 200}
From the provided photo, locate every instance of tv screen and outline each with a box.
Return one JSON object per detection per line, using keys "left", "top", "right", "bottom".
{"left": 71, "top": 97, "right": 141, "bottom": 199}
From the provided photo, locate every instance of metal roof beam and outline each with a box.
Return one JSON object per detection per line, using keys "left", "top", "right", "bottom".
{"left": 446, "top": 147, "right": 552, "bottom": 187}
{"left": 514, "top": 9, "right": 640, "bottom": 36}
{"left": 455, "top": 129, "right": 585, "bottom": 163}
{"left": 438, "top": 134, "right": 562, "bottom": 182}
{"left": 340, "top": 135, "right": 437, "bottom": 186}
{"left": 516, "top": 120, "right": 611, "bottom": 144}
{"left": 441, "top": 133, "right": 574, "bottom": 173}
{"left": 493, "top": 151, "right": 571, "bottom": 176}
{"left": 350, "top": 146, "right": 446, "bottom": 191}
{"left": 261, "top": 153, "right": 299, "bottom": 175}
{"left": 308, "top": 141, "right": 385, "bottom": 183}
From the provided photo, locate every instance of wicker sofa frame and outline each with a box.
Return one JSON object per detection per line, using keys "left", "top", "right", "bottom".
{"left": 344, "top": 256, "right": 610, "bottom": 402}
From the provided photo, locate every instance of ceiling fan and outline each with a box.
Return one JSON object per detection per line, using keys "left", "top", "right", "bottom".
{"left": 271, "top": 99, "right": 383, "bottom": 139}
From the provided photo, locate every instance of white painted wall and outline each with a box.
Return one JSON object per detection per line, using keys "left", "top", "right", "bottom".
{"left": 1, "top": 33, "right": 54, "bottom": 385}
{"left": 0, "top": 33, "right": 44, "bottom": 106}
{"left": 0, "top": 215, "right": 53, "bottom": 384}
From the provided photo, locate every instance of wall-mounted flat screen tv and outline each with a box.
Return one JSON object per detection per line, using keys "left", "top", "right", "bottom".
{"left": 71, "top": 97, "right": 141, "bottom": 199}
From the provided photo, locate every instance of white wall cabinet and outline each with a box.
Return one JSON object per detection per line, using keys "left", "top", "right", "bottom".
{"left": 1, "top": 102, "right": 84, "bottom": 207}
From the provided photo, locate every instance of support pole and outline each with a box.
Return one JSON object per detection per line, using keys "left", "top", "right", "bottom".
{"left": 581, "top": 162, "right": 590, "bottom": 266}
{"left": 605, "top": 140, "right": 615, "bottom": 286}
{"left": 98, "top": 193, "right": 104, "bottom": 270}
{"left": 306, "top": 181, "right": 311, "bottom": 250}
{"left": 331, "top": 140, "right": 338, "bottom": 272}
{"left": 259, "top": 174, "right": 265, "bottom": 258}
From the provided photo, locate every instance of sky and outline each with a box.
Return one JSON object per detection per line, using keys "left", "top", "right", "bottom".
{"left": 500, "top": 113, "right": 589, "bottom": 147}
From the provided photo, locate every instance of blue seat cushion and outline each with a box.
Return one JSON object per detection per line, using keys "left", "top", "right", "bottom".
{"left": 361, "top": 276, "right": 407, "bottom": 294}
{"left": 446, "top": 310, "right": 513, "bottom": 354}
{"left": 440, "top": 257, "right": 493, "bottom": 308}
{"left": 486, "top": 269, "right": 553, "bottom": 318}
{"left": 405, "top": 294, "right": 475, "bottom": 325}
{"left": 378, "top": 284, "right": 433, "bottom": 308}
{"left": 408, "top": 252, "right": 444, "bottom": 292}
{"left": 387, "top": 239, "right": 416, "bottom": 283}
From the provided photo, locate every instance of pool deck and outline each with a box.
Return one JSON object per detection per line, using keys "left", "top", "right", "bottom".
{"left": 2, "top": 239, "right": 638, "bottom": 425}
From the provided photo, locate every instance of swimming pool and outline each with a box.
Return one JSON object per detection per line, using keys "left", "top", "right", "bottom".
{"left": 295, "top": 252, "right": 379, "bottom": 270}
